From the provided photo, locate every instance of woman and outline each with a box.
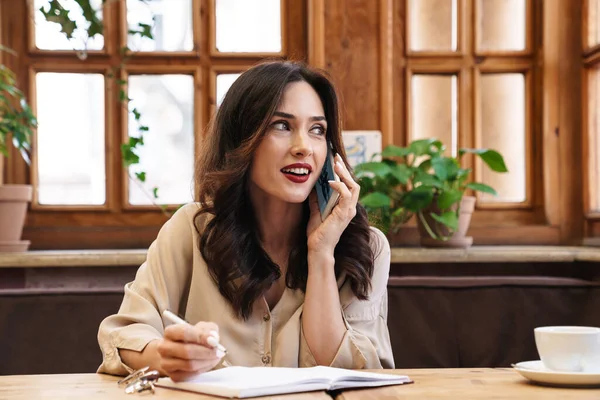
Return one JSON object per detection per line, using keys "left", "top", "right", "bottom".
{"left": 97, "top": 60, "right": 394, "bottom": 381}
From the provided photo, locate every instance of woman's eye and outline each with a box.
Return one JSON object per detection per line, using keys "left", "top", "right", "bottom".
{"left": 310, "top": 125, "right": 326, "bottom": 135}
{"left": 272, "top": 121, "right": 290, "bottom": 131}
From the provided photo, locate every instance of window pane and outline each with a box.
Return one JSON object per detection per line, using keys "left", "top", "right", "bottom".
{"left": 216, "top": 73, "right": 241, "bottom": 106}
{"left": 408, "top": 0, "right": 457, "bottom": 52}
{"left": 36, "top": 73, "right": 105, "bottom": 205}
{"left": 216, "top": 0, "right": 281, "bottom": 53}
{"left": 34, "top": 0, "right": 104, "bottom": 51}
{"left": 589, "top": 67, "right": 600, "bottom": 210}
{"left": 127, "top": 0, "right": 193, "bottom": 52}
{"left": 477, "top": 0, "right": 526, "bottom": 52}
{"left": 588, "top": 0, "right": 600, "bottom": 48}
{"left": 411, "top": 74, "right": 458, "bottom": 156}
{"left": 479, "top": 73, "right": 526, "bottom": 203}
{"left": 128, "top": 75, "right": 194, "bottom": 205}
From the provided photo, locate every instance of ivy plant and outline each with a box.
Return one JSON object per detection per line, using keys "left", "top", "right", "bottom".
{"left": 0, "top": 47, "right": 37, "bottom": 165}
{"left": 355, "top": 138, "right": 508, "bottom": 240}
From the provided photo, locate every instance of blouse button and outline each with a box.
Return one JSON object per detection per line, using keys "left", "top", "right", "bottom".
{"left": 261, "top": 354, "right": 271, "bottom": 365}
{"left": 263, "top": 314, "right": 270, "bottom": 322}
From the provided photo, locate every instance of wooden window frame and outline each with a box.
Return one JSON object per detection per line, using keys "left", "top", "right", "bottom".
{"left": 0, "top": 0, "right": 306, "bottom": 250}
{"left": 583, "top": 0, "right": 600, "bottom": 230}
{"left": 401, "top": 0, "right": 547, "bottom": 238}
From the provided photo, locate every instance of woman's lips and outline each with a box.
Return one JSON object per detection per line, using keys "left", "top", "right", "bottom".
{"left": 282, "top": 172, "right": 310, "bottom": 183}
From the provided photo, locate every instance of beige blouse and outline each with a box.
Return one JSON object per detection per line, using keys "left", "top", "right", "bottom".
{"left": 97, "top": 203, "right": 394, "bottom": 375}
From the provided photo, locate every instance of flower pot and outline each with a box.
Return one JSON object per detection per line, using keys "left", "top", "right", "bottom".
{"left": 416, "top": 195, "right": 476, "bottom": 249}
{"left": 0, "top": 184, "right": 32, "bottom": 252}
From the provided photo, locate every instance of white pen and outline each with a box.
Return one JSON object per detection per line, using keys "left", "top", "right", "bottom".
{"left": 162, "top": 310, "right": 228, "bottom": 354}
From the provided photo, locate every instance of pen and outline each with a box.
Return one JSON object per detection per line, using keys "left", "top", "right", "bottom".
{"left": 162, "top": 310, "right": 228, "bottom": 354}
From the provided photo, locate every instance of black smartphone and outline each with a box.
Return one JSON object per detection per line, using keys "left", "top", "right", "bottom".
{"left": 315, "top": 145, "right": 341, "bottom": 221}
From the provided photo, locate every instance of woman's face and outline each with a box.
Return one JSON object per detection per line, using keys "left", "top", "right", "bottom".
{"left": 249, "top": 81, "right": 329, "bottom": 205}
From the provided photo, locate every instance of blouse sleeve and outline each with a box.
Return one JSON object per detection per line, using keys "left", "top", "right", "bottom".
{"left": 96, "top": 203, "right": 199, "bottom": 376}
{"left": 299, "top": 227, "right": 394, "bottom": 369}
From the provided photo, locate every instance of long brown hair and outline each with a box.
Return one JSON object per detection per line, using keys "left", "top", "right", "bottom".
{"left": 194, "top": 60, "right": 379, "bottom": 319}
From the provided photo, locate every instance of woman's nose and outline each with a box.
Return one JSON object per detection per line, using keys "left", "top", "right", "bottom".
{"left": 290, "top": 132, "right": 313, "bottom": 157}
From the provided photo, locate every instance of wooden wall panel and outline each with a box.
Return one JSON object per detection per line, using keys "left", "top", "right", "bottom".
{"left": 558, "top": 0, "right": 584, "bottom": 244}
{"left": 323, "top": 0, "right": 380, "bottom": 131}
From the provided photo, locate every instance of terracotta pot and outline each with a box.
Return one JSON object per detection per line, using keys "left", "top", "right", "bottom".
{"left": 0, "top": 184, "right": 32, "bottom": 252}
{"left": 416, "top": 195, "right": 476, "bottom": 248}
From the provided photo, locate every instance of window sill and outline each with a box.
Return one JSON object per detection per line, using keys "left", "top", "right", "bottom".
{"left": 1, "top": 246, "right": 600, "bottom": 268}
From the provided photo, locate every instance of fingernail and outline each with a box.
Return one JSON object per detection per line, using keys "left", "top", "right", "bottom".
{"left": 328, "top": 180, "right": 336, "bottom": 185}
{"left": 209, "top": 330, "right": 219, "bottom": 340}
{"left": 207, "top": 336, "right": 219, "bottom": 347}
{"left": 216, "top": 349, "right": 225, "bottom": 358}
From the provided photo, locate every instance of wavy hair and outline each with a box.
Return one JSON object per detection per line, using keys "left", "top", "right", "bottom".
{"left": 194, "top": 60, "right": 379, "bottom": 319}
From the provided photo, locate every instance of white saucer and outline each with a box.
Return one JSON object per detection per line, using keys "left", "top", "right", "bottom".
{"left": 513, "top": 360, "right": 600, "bottom": 387}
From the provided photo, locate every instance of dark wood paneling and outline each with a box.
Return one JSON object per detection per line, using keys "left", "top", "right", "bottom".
{"left": 324, "top": 0, "right": 380, "bottom": 130}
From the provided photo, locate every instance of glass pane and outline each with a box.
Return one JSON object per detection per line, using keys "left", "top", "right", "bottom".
{"left": 128, "top": 75, "right": 194, "bottom": 205}
{"left": 127, "top": 0, "right": 193, "bottom": 52}
{"left": 477, "top": 0, "right": 526, "bottom": 52}
{"left": 216, "top": 0, "right": 281, "bottom": 53}
{"left": 216, "top": 73, "right": 241, "bottom": 106}
{"left": 588, "top": 0, "right": 600, "bottom": 48}
{"left": 408, "top": 0, "right": 457, "bottom": 52}
{"left": 36, "top": 73, "right": 105, "bottom": 205}
{"left": 34, "top": 0, "right": 104, "bottom": 51}
{"left": 411, "top": 74, "right": 458, "bottom": 156}
{"left": 479, "top": 73, "right": 526, "bottom": 203}
{"left": 590, "top": 67, "right": 600, "bottom": 210}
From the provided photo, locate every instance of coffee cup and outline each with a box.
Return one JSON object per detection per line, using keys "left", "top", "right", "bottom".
{"left": 534, "top": 326, "right": 600, "bottom": 373}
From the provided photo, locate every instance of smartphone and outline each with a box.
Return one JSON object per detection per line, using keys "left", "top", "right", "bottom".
{"left": 315, "top": 145, "right": 341, "bottom": 221}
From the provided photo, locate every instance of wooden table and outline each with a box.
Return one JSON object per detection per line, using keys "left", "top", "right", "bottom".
{"left": 0, "top": 373, "right": 330, "bottom": 400}
{"left": 337, "top": 368, "right": 600, "bottom": 399}
{"left": 0, "top": 368, "right": 598, "bottom": 399}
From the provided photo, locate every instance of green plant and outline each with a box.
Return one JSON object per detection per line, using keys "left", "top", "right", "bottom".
{"left": 355, "top": 138, "right": 508, "bottom": 240}
{"left": 0, "top": 47, "right": 37, "bottom": 166}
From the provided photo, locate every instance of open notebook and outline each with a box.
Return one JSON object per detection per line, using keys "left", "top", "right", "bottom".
{"left": 155, "top": 366, "right": 411, "bottom": 398}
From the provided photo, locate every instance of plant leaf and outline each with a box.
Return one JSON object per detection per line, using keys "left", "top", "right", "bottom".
{"left": 431, "top": 157, "right": 460, "bottom": 181}
{"left": 73, "top": 0, "right": 103, "bottom": 37}
{"left": 459, "top": 148, "right": 508, "bottom": 172}
{"left": 360, "top": 192, "right": 391, "bottom": 208}
{"left": 413, "top": 169, "right": 443, "bottom": 188}
{"left": 354, "top": 161, "right": 392, "bottom": 178}
{"left": 39, "top": 1, "right": 77, "bottom": 39}
{"left": 402, "top": 185, "right": 434, "bottom": 212}
{"left": 388, "top": 163, "right": 412, "bottom": 184}
{"left": 135, "top": 171, "right": 146, "bottom": 182}
{"left": 429, "top": 211, "right": 459, "bottom": 231}
{"left": 382, "top": 144, "right": 411, "bottom": 158}
{"left": 409, "top": 138, "right": 444, "bottom": 156}
{"left": 437, "top": 189, "right": 463, "bottom": 210}
{"left": 466, "top": 182, "right": 497, "bottom": 195}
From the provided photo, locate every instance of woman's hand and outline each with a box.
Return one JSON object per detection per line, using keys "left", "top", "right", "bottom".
{"left": 156, "top": 321, "right": 225, "bottom": 382}
{"left": 306, "top": 153, "right": 360, "bottom": 258}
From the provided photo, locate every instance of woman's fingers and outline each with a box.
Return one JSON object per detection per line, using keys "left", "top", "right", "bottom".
{"left": 160, "top": 356, "right": 219, "bottom": 373}
{"left": 164, "top": 321, "right": 219, "bottom": 347}
{"left": 157, "top": 339, "right": 221, "bottom": 360}
{"left": 333, "top": 154, "right": 360, "bottom": 201}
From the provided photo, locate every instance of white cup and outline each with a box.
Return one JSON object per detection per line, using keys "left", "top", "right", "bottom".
{"left": 534, "top": 326, "right": 600, "bottom": 373}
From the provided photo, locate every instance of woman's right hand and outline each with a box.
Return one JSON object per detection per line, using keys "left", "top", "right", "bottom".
{"left": 156, "top": 321, "right": 225, "bottom": 382}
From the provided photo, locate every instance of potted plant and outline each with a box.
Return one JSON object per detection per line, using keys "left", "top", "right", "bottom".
{"left": 355, "top": 138, "right": 508, "bottom": 248}
{"left": 0, "top": 58, "right": 37, "bottom": 252}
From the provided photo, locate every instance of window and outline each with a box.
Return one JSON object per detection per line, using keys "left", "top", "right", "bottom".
{"left": 2, "top": 0, "right": 306, "bottom": 249}
{"left": 585, "top": 0, "right": 600, "bottom": 217}
{"left": 405, "top": 0, "right": 534, "bottom": 210}
{"left": 308, "top": 0, "right": 547, "bottom": 244}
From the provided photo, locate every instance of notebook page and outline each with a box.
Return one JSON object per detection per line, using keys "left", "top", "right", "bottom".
{"left": 156, "top": 366, "right": 332, "bottom": 398}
